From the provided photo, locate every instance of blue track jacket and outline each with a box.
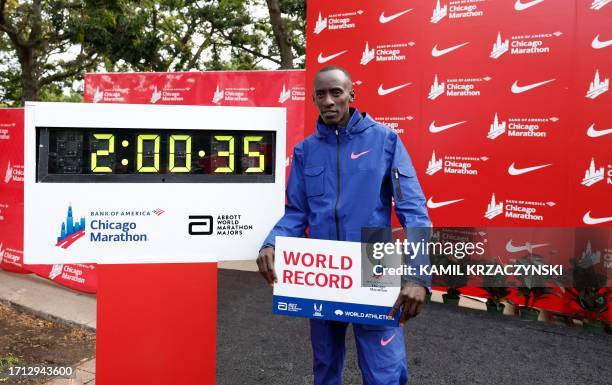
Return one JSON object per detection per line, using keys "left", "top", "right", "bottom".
{"left": 263, "top": 109, "right": 431, "bottom": 286}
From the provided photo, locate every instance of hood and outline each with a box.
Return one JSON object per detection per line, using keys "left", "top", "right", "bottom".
{"left": 315, "top": 108, "right": 378, "bottom": 139}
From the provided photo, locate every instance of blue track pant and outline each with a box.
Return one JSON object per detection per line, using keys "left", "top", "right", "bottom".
{"left": 310, "top": 319, "right": 408, "bottom": 385}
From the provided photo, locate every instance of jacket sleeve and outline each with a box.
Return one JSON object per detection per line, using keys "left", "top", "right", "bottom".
{"left": 388, "top": 133, "right": 432, "bottom": 289}
{"left": 261, "top": 142, "right": 309, "bottom": 249}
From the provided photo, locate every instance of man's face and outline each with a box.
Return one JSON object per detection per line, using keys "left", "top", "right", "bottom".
{"left": 313, "top": 69, "right": 354, "bottom": 126}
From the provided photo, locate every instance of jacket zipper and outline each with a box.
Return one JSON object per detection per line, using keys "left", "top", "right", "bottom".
{"left": 335, "top": 129, "right": 340, "bottom": 240}
{"left": 393, "top": 168, "right": 403, "bottom": 201}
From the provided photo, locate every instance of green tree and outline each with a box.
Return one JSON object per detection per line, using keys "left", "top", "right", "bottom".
{"left": 0, "top": 0, "right": 306, "bottom": 106}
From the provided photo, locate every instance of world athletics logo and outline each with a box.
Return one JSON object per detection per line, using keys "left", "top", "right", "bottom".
{"left": 55, "top": 204, "right": 86, "bottom": 249}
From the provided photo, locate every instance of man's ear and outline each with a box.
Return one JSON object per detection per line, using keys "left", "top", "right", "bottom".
{"left": 349, "top": 89, "right": 355, "bottom": 103}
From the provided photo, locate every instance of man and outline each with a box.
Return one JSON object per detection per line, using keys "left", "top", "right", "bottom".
{"left": 257, "top": 66, "right": 431, "bottom": 385}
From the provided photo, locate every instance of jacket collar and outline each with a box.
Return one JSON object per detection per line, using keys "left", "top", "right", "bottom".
{"left": 315, "top": 108, "right": 375, "bottom": 139}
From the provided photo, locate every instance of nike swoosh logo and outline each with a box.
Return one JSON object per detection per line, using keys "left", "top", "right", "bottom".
{"left": 380, "top": 333, "right": 396, "bottom": 346}
{"left": 514, "top": 0, "right": 546, "bottom": 11}
{"left": 508, "top": 162, "right": 552, "bottom": 175}
{"left": 583, "top": 211, "right": 612, "bottom": 225}
{"left": 351, "top": 150, "right": 371, "bottom": 159}
{"left": 511, "top": 79, "right": 555, "bottom": 94}
{"left": 586, "top": 124, "right": 612, "bottom": 138}
{"left": 592, "top": 34, "right": 612, "bottom": 49}
{"left": 378, "top": 83, "right": 411, "bottom": 96}
{"left": 432, "top": 42, "right": 470, "bottom": 57}
{"left": 505, "top": 240, "right": 549, "bottom": 253}
{"left": 379, "top": 8, "right": 413, "bottom": 24}
{"left": 429, "top": 120, "right": 467, "bottom": 133}
{"left": 427, "top": 197, "right": 464, "bottom": 209}
{"left": 317, "top": 50, "right": 348, "bottom": 63}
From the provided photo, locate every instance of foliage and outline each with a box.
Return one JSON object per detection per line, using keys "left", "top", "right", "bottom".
{"left": 515, "top": 253, "right": 564, "bottom": 309}
{"left": 0, "top": 0, "right": 307, "bottom": 105}
{"left": 479, "top": 257, "right": 514, "bottom": 306}
{"left": 566, "top": 287, "right": 611, "bottom": 322}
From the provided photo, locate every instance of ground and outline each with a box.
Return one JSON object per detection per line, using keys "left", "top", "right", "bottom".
{"left": 0, "top": 303, "right": 95, "bottom": 385}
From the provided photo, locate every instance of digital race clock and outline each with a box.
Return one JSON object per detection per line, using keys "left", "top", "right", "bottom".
{"left": 37, "top": 127, "right": 275, "bottom": 183}
{"left": 24, "top": 102, "right": 286, "bottom": 264}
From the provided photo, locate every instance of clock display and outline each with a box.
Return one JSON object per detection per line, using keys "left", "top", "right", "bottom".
{"left": 37, "top": 127, "right": 275, "bottom": 183}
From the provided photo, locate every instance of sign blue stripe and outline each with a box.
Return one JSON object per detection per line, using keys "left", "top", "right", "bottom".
{"left": 273, "top": 295, "right": 399, "bottom": 326}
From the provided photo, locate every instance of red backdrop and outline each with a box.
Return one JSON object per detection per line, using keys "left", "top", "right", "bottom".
{"left": 305, "top": 0, "right": 611, "bottom": 318}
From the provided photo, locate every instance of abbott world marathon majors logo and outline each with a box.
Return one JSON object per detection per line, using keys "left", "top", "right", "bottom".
{"left": 490, "top": 31, "right": 563, "bottom": 59}
{"left": 92, "top": 87, "right": 127, "bottom": 103}
{"left": 4, "top": 161, "right": 24, "bottom": 183}
{"left": 430, "top": 0, "right": 486, "bottom": 24}
{"left": 212, "top": 85, "right": 254, "bottom": 104}
{"left": 189, "top": 214, "right": 254, "bottom": 237}
{"left": 428, "top": 74, "right": 491, "bottom": 100}
{"left": 487, "top": 113, "right": 558, "bottom": 140}
{"left": 581, "top": 158, "right": 612, "bottom": 187}
{"left": 484, "top": 194, "right": 555, "bottom": 222}
{"left": 313, "top": 9, "right": 363, "bottom": 34}
{"left": 426, "top": 151, "right": 488, "bottom": 176}
{"left": 278, "top": 84, "right": 305, "bottom": 104}
{"left": 360, "top": 41, "right": 415, "bottom": 66}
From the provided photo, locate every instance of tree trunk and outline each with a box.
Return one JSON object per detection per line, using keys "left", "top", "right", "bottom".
{"left": 265, "top": 0, "right": 294, "bottom": 69}
{"left": 18, "top": 47, "right": 39, "bottom": 102}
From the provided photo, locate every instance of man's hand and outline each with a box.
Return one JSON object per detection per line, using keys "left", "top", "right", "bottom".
{"left": 257, "top": 246, "right": 277, "bottom": 287}
{"left": 388, "top": 281, "right": 426, "bottom": 326}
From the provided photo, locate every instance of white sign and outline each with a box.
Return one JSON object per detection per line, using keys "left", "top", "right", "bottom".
{"left": 24, "top": 102, "right": 286, "bottom": 264}
{"left": 273, "top": 236, "right": 400, "bottom": 326}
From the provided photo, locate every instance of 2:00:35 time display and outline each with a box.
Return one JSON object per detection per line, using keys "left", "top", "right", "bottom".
{"left": 36, "top": 128, "right": 276, "bottom": 183}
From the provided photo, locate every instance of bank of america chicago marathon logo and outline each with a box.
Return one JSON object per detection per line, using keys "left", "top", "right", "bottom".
{"left": 426, "top": 151, "right": 488, "bottom": 176}
{"left": 427, "top": 74, "right": 491, "bottom": 100}
{"left": 56, "top": 205, "right": 158, "bottom": 249}
{"left": 591, "top": 0, "right": 611, "bottom": 11}
{"left": 487, "top": 114, "right": 558, "bottom": 140}
{"left": 0, "top": 123, "right": 13, "bottom": 140}
{"left": 313, "top": 9, "right": 363, "bottom": 35}
{"left": 4, "top": 161, "right": 24, "bottom": 183}
{"left": 430, "top": 0, "right": 487, "bottom": 24}
{"left": 373, "top": 115, "right": 414, "bottom": 135}
{"left": 212, "top": 84, "right": 254, "bottom": 104}
{"left": 360, "top": 41, "right": 415, "bottom": 66}
{"left": 582, "top": 158, "right": 612, "bottom": 187}
{"left": 278, "top": 84, "right": 305, "bottom": 104}
{"left": 92, "top": 86, "right": 126, "bottom": 103}
{"left": 586, "top": 70, "right": 609, "bottom": 100}
{"left": 149, "top": 85, "right": 191, "bottom": 104}
{"left": 484, "top": 194, "right": 555, "bottom": 222}
{"left": 490, "top": 31, "right": 563, "bottom": 59}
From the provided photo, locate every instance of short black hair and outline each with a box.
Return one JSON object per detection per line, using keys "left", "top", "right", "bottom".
{"left": 316, "top": 66, "right": 352, "bottom": 83}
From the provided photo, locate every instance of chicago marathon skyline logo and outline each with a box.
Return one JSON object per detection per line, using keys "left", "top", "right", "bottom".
{"left": 582, "top": 158, "right": 611, "bottom": 187}
{"left": 428, "top": 74, "right": 491, "bottom": 100}
{"left": 586, "top": 69, "right": 609, "bottom": 99}
{"left": 485, "top": 193, "right": 555, "bottom": 222}
{"left": 487, "top": 114, "right": 558, "bottom": 140}
{"left": 490, "top": 31, "right": 562, "bottom": 59}
{"left": 313, "top": 9, "right": 363, "bottom": 34}
{"left": 56, "top": 204, "right": 86, "bottom": 249}
{"left": 591, "top": 0, "right": 611, "bottom": 11}
{"left": 431, "top": 0, "right": 486, "bottom": 24}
